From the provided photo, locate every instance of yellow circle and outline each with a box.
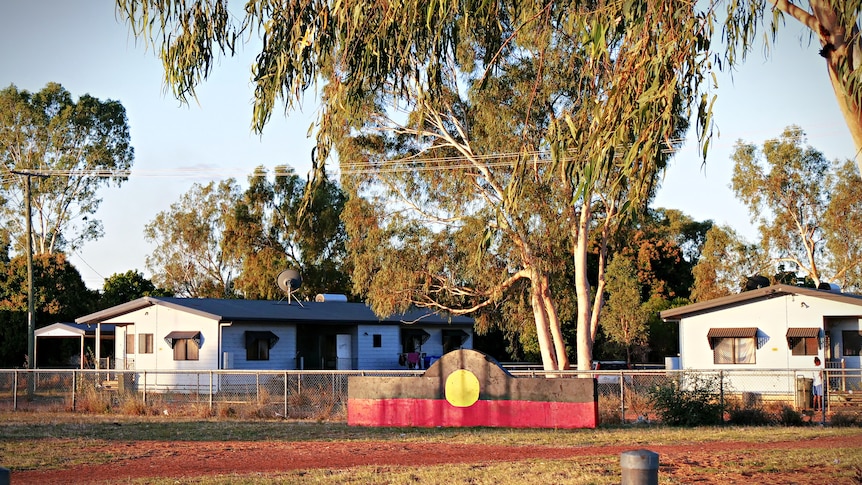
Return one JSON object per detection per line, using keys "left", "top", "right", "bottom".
{"left": 445, "top": 369, "right": 480, "bottom": 407}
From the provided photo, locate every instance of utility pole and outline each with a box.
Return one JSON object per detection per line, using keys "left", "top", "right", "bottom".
{"left": 11, "top": 170, "right": 46, "bottom": 398}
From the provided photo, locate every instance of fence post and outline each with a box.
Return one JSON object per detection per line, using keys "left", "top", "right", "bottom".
{"left": 283, "top": 371, "right": 288, "bottom": 418}
{"left": 820, "top": 368, "right": 826, "bottom": 425}
{"left": 719, "top": 370, "right": 725, "bottom": 424}
{"left": 209, "top": 371, "right": 214, "bottom": 412}
{"left": 71, "top": 370, "right": 77, "bottom": 411}
{"left": 142, "top": 371, "right": 147, "bottom": 406}
{"left": 256, "top": 373, "right": 261, "bottom": 404}
{"left": 12, "top": 370, "right": 17, "bottom": 411}
{"left": 619, "top": 373, "right": 626, "bottom": 424}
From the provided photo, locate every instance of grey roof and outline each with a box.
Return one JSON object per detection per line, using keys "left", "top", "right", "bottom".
{"left": 661, "top": 284, "right": 862, "bottom": 321}
{"left": 76, "top": 296, "right": 473, "bottom": 326}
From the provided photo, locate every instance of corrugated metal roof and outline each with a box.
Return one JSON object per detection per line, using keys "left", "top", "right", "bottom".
{"left": 76, "top": 296, "right": 473, "bottom": 327}
{"left": 786, "top": 327, "right": 820, "bottom": 338}
{"left": 660, "top": 284, "right": 862, "bottom": 321}
{"left": 706, "top": 327, "right": 758, "bottom": 338}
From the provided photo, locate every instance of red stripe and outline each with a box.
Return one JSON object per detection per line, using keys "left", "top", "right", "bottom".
{"left": 348, "top": 398, "right": 598, "bottom": 429}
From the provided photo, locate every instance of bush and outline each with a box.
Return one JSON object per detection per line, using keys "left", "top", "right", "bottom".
{"left": 648, "top": 373, "right": 724, "bottom": 426}
{"left": 776, "top": 405, "right": 805, "bottom": 426}
{"left": 830, "top": 411, "right": 862, "bottom": 427}
{"left": 728, "top": 406, "right": 773, "bottom": 426}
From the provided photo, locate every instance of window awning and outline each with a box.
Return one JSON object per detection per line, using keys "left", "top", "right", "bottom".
{"left": 442, "top": 329, "right": 469, "bottom": 345}
{"left": 786, "top": 327, "right": 820, "bottom": 338}
{"left": 707, "top": 327, "right": 757, "bottom": 348}
{"left": 245, "top": 330, "right": 279, "bottom": 349}
{"left": 164, "top": 331, "right": 202, "bottom": 348}
{"left": 402, "top": 328, "right": 430, "bottom": 345}
{"left": 707, "top": 327, "right": 758, "bottom": 339}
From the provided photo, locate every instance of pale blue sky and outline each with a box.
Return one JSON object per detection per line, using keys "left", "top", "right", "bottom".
{"left": 0, "top": 1, "right": 855, "bottom": 290}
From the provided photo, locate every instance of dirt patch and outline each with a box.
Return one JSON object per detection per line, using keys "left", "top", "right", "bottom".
{"left": 12, "top": 434, "right": 862, "bottom": 484}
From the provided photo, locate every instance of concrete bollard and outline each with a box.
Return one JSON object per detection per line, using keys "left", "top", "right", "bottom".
{"left": 0, "top": 466, "right": 9, "bottom": 485}
{"left": 621, "top": 449, "right": 659, "bottom": 485}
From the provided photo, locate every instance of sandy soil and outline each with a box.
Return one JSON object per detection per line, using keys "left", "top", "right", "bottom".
{"left": 12, "top": 434, "right": 862, "bottom": 484}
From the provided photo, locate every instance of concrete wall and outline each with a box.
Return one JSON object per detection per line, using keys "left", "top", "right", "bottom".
{"left": 348, "top": 349, "right": 598, "bottom": 428}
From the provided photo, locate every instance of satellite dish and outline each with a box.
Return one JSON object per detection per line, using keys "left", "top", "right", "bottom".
{"left": 277, "top": 269, "right": 302, "bottom": 304}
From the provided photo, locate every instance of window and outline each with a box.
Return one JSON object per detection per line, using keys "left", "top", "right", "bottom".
{"left": 164, "top": 331, "right": 202, "bottom": 361}
{"left": 173, "top": 338, "right": 199, "bottom": 360}
{"left": 713, "top": 337, "right": 756, "bottom": 364}
{"left": 787, "top": 328, "right": 820, "bottom": 356}
{"left": 245, "top": 331, "right": 279, "bottom": 361}
{"left": 372, "top": 334, "right": 382, "bottom": 348}
{"left": 843, "top": 331, "right": 862, "bottom": 357}
{"left": 139, "top": 333, "right": 154, "bottom": 354}
{"left": 126, "top": 333, "right": 135, "bottom": 354}
{"left": 790, "top": 337, "right": 818, "bottom": 356}
{"left": 443, "top": 329, "right": 469, "bottom": 353}
{"left": 708, "top": 328, "right": 757, "bottom": 365}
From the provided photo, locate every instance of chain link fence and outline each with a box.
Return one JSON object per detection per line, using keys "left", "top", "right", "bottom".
{"left": 1, "top": 368, "right": 859, "bottom": 423}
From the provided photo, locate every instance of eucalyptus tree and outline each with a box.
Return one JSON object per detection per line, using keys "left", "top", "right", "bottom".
{"left": 724, "top": 1, "right": 862, "bottom": 173}
{"left": 0, "top": 83, "right": 133, "bottom": 254}
{"left": 116, "top": 0, "right": 706, "bottom": 370}
{"left": 223, "top": 166, "right": 350, "bottom": 300}
{"left": 126, "top": 1, "right": 862, "bottom": 370}
{"left": 144, "top": 180, "right": 242, "bottom": 298}
{"left": 823, "top": 159, "right": 862, "bottom": 291}
{"left": 731, "top": 126, "right": 862, "bottom": 289}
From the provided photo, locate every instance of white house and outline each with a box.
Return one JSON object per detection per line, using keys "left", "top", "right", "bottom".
{"left": 75, "top": 296, "right": 473, "bottom": 391}
{"left": 660, "top": 284, "right": 862, "bottom": 399}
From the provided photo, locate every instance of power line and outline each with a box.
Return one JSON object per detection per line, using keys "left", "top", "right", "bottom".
{"left": 0, "top": 137, "right": 688, "bottom": 181}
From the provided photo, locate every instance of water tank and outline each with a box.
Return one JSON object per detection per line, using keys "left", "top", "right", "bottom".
{"left": 315, "top": 294, "right": 348, "bottom": 302}
{"left": 817, "top": 282, "right": 841, "bottom": 292}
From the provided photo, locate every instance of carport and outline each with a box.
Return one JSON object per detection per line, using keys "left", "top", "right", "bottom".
{"left": 34, "top": 322, "right": 86, "bottom": 369}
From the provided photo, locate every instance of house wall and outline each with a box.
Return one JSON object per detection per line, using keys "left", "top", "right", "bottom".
{"left": 222, "top": 324, "right": 298, "bottom": 370}
{"left": 678, "top": 292, "right": 862, "bottom": 397}
{"left": 353, "top": 325, "right": 474, "bottom": 370}
{"left": 105, "top": 304, "right": 475, "bottom": 374}
{"left": 679, "top": 293, "right": 862, "bottom": 370}
{"left": 356, "top": 324, "right": 401, "bottom": 369}
{"left": 106, "top": 306, "right": 219, "bottom": 390}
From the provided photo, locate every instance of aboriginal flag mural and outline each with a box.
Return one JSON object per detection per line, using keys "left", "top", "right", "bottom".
{"left": 348, "top": 349, "right": 598, "bottom": 428}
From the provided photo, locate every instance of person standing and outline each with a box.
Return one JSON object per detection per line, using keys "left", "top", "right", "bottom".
{"left": 812, "top": 356, "right": 823, "bottom": 411}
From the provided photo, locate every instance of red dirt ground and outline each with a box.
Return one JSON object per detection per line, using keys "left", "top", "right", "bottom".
{"left": 13, "top": 434, "right": 862, "bottom": 484}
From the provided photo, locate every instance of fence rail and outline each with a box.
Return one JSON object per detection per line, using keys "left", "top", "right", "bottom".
{"left": 0, "top": 368, "right": 859, "bottom": 423}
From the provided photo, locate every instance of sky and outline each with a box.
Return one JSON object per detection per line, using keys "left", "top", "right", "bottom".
{"left": 0, "top": 1, "right": 856, "bottom": 291}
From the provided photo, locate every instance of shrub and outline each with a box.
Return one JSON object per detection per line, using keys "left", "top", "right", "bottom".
{"left": 830, "top": 411, "right": 862, "bottom": 427}
{"left": 728, "top": 406, "right": 773, "bottom": 426}
{"left": 776, "top": 405, "right": 805, "bottom": 426}
{"left": 648, "top": 373, "right": 724, "bottom": 426}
